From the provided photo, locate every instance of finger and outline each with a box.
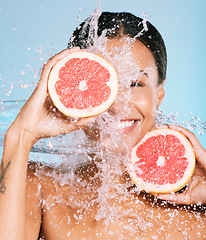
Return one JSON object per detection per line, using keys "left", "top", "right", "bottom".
{"left": 157, "top": 192, "right": 192, "bottom": 205}
{"left": 76, "top": 116, "right": 96, "bottom": 127}
{"left": 51, "top": 116, "right": 96, "bottom": 136}
{"left": 54, "top": 119, "right": 80, "bottom": 135}
{"left": 168, "top": 124, "right": 201, "bottom": 147}
{"left": 154, "top": 124, "right": 169, "bottom": 129}
{"left": 168, "top": 125, "right": 206, "bottom": 168}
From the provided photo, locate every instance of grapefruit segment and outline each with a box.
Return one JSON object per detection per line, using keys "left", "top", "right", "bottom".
{"left": 48, "top": 51, "right": 118, "bottom": 118}
{"left": 129, "top": 128, "right": 196, "bottom": 194}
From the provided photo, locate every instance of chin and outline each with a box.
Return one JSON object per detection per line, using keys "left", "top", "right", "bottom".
{"left": 99, "top": 131, "right": 128, "bottom": 155}
{"left": 123, "top": 128, "right": 152, "bottom": 150}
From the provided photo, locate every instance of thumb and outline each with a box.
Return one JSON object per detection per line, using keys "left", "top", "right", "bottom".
{"left": 157, "top": 192, "right": 192, "bottom": 205}
{"left": 49, "top": 116, "right": 96, "bottom": 136}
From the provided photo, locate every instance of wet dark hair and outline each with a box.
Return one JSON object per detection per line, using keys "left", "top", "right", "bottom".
{"left": 68, "top": 12, "right": 167, "bottom": 84}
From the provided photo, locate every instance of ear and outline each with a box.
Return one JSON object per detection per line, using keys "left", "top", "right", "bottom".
{"left": 156, "top": 79, "right": 165, "bottom": 108}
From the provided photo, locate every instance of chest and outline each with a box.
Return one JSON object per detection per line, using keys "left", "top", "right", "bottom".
{"left": 39, "top": 194, "right": 206, "bottom": 240}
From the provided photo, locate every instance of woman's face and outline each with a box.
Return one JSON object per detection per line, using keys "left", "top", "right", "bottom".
{"left": 84, "top": 38, "right": 165, "bottom": 149}
{"left": 106, "top": 38, "right": 165, "bottom": 148}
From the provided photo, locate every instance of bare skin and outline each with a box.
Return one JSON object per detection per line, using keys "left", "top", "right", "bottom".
{"left": 1, "top": 39, "right": 206, "bottom": 240}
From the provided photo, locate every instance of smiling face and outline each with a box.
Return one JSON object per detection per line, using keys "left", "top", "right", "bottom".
{"left": 105, "top": 38, "right": 165, "bottom": 148}
{"left": 83, "top": 37, "right": 165, "bottom": 149}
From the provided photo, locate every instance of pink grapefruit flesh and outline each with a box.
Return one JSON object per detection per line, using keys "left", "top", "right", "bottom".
{"left": 129, "top": 128, "right": 196, "bottom": 194}
{"left": 48, "top": 51, "right": 118, "bottom": 118}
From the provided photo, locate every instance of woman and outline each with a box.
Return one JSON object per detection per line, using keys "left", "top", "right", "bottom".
{"left": 0, "top": 12, "right": 206, "bottom": 239}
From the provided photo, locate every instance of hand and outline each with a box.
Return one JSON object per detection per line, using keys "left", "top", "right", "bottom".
{"left": 157, "top": 125, "right": 206, "bottom": 205}
{"left": 12, "top": 48, "right": 95, "bottom": 144}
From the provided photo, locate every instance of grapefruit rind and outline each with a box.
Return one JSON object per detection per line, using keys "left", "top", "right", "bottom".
{"left": 128, "top": 128, "right": 196, "bottom": 194}
{"left": 48, "top": 51, "right": 118, "bottom": 118}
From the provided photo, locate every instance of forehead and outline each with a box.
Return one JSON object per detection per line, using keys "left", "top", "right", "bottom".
{"left": 106, "top": 38, "right": 159, "bottom": 83}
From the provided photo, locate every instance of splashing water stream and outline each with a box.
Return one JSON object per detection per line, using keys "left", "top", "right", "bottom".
{"left": 1, "top": 6, "right": 206, "bottom": 239}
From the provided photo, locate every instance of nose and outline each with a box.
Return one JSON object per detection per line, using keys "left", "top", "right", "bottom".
{"left": 107, "top": 83, "right": 132, "bottom": 116}
{"left": 107, "top": 95, "right": 132, "bottom": 117}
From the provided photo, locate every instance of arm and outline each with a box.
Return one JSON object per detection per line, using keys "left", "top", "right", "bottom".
{"left": 157, "top": 125, "right": 206, "bottom": 206}
{"left": 0, "top": 125, "right": 34, "bottom": 240}
{"left": 0, "top": 48, "right": 95, "bottom": 240}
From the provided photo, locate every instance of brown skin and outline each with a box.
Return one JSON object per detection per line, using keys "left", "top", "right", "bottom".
{"left": 105, "top": 38, "right": 165, "bottom": 149}
{"left": 1, "top": 39, "right": 206, "bottom": 240}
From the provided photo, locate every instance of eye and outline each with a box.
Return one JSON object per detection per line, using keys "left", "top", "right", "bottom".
{"left": 130, "top": 81, "right": 145, "bottom": 88}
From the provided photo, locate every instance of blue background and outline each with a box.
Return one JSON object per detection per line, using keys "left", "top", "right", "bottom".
{"left": 0, "top": 0, "right": 206, "bottom": 147}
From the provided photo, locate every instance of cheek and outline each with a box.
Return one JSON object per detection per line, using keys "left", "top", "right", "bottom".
{"left": 130, "top": 88, "right": 158, "bottom": 115}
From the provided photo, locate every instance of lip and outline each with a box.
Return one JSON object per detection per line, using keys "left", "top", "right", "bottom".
{"left": 117, "top": 119, "right": 140, "bottom": 134}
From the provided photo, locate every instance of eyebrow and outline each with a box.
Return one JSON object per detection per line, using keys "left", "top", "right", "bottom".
{"left": 139, "top": 70, "right": 149, "bottom": 78}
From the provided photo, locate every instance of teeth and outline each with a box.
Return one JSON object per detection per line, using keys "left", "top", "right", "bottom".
{"left": 116, "top": 120, "right": 136, "bottom": 129}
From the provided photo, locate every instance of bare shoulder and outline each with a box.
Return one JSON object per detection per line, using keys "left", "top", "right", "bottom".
{"left": 25, "top": 162, "right": 45, "bottom": 240}
{"left": 26, "top": 161, "right": 62, "bottom": 199}
{"left": 25, "top": 161, "right": 74, "bottom": 239}
{"left": 26, "top": 162, "right": 67, "bottom": 222}
{"left": 26, "top": 161, "right": 96, "bottom": 200}
{"left": 25, "top": 162, "right": 206, "bottom": 240}
{"left": 26, "top": 161, "right": 42, "bottom": 203}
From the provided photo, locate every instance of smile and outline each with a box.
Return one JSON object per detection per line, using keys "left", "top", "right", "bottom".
{"left": 116, "top": 120, "right": 140, "bottom": 133}
{"left": 117, "top": 120, "right": 135, "bottom": 129}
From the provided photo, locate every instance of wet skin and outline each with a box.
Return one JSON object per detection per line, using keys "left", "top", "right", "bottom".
{"left": 2, "top": 39, "right": 206, "bottom": 239}
{"left": 24, "top": 39, "right": 206, "bottom": 239}
{"left": 26, "top": 162, "right": 206, "bottom": 240}
{"left": 102, "top": 38, "right": 165, "bottom": 149}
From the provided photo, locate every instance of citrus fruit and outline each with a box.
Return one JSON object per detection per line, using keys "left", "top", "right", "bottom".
{"left": 128, "top": 128, "right": 196, "bottom": 194}
{"left": 48, "top": 51, "right": 118, "bottom": 118}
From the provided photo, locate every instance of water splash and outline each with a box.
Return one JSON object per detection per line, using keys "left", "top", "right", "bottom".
{"left": 156, "top": 109, "right": 206, "bottom": 136}
{"left": 1, "top": 6, "right": 206, "bottom": 238}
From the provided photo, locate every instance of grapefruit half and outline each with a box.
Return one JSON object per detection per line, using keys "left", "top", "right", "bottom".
{"left": 48, "top": 51, "right": 118, "bottom": 118}
{"left": 129, "top": 128, "right": 196, "bottom": 194}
